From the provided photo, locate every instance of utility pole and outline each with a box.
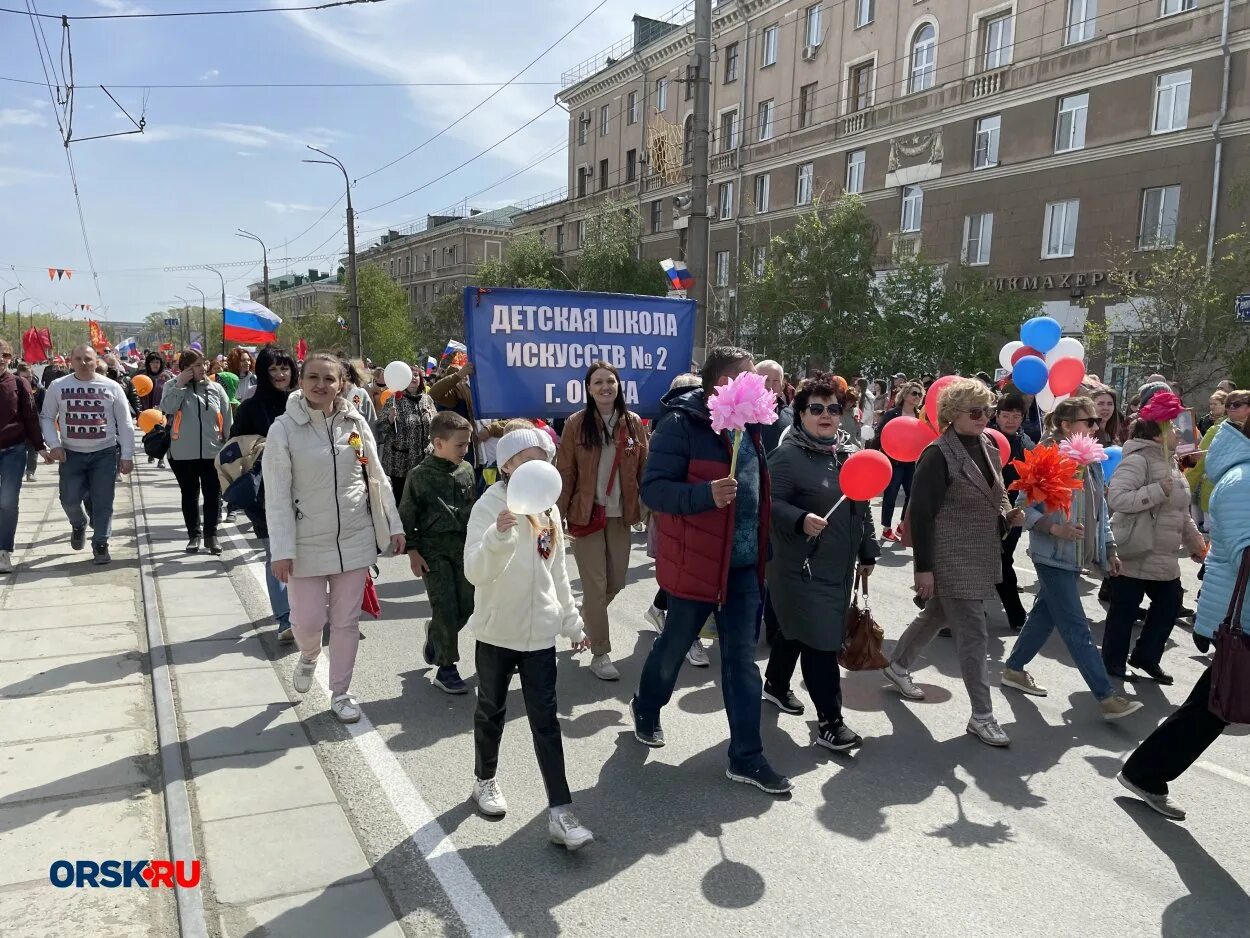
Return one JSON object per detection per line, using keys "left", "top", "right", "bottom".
{"left": 16, "top": 298, "right": 30, "bottom": 349}
{"left": 203, "top": 266, "right": 226, "bottom": 357}
{"left": 304, "top": 146, "right": 361, "bottom": 358}
{"left": 187, "top": 284, "right": 207, "bottom": 350}
{"left": 688, "top": 0, "right": 713, "bottom": 360}
{"left": 236, "top": 229, "right": 270, "bottom": 310}
{"left": 175, "top": 296, "right": 191, "bottom": 349}
{"left": 2, "top": 287, "right": 16, "bottom": 329}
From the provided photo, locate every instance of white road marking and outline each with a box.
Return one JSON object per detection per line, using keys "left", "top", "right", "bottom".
{"left": 1196, "top": 760, "right": 1250, "bottom": 789}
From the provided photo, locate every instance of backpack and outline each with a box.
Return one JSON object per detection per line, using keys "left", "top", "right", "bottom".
{"left": 143, "top": 425, "right": 170, "bottom": 460}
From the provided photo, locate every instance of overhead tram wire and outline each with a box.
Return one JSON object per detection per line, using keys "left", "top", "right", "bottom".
{"left": 1, "top": 76, "right": 563, "bottom": 89}
{"left": 0, "top": 0, "right": 394, "bottom": 20}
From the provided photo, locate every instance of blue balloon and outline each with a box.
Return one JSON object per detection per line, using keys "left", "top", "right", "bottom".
{"left": 1020, "top": 316, "right": 1062, "bottom": 353}
{"left": 1103, "top": 445, "right": 1123, "bottom": 479}
{"left": 1012, "top": 355, "right": 1049, "bottom": 394}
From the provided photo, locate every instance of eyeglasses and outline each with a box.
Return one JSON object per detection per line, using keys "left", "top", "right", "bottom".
{"left": 907, "top": 391, "right": 922, "bottom": 398}
{"left": 1228, "top": 401, "right": 1250, "bottom": 411}
{"left": 805, "top": 402, "right": 842, "bottom": 416}
{"left": 1072, "top": 417, "right": 1100, "bottom": 427}
{"left": 963, "top": 407, "right": 995, "bottom": 419}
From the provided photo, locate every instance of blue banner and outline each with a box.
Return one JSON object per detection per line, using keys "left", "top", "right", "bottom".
{"left": 463, "top": 286, "right": 696, "bottom": 419}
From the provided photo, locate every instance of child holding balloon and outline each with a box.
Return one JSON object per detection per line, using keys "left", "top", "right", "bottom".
{"left": 463, "top": 426, "right": 595, "bottom": 851}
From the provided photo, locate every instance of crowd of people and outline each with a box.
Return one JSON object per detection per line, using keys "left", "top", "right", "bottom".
{"left": 0, "top": 336, "right": 1245, "bottom": 845}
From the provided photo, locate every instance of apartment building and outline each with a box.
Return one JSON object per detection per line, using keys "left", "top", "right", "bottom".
{"left": 517, "top": 0, "right": 1250, "bottom": 388}
{"left": 249, "top": 270, "right": 346, "bottom": 320}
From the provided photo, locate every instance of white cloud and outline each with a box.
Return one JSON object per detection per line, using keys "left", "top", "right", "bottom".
{"left": 92, "top": 0, "right": 151, "bottom": 14}
{"left": 265, "top": 201, "right": 322, "bottom": 214}
{"left": 200, "top": 68, "right": 220, "bottom": 81}
{"left": 0, "top": 166, "right": 57, "bottom": 187}
{"left": 0, "top": 109, "right": 46, "bottom": 128}
{"left": 124, "top": 122, "right": 335, "bottom": 149}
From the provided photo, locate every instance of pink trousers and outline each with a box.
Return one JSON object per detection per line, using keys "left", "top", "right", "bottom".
{"left": 287, "top": 567, "right": 368, "bottom": 695}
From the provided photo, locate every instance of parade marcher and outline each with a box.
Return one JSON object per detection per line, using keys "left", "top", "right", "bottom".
{"left": 1000, "top": 396, "right": 1144, "bottom": 720}
{"left": 0, "top": 345, "right": 46, "bottom": 573}
{"left": 753, "top": 361, "right": 793, "bottom": 454}
{"left": 138, "top": 351, "right": 171, "bottom": 411}
{"left": 1092, "top": 388, "right": 1127, "bottom": 447}
{"left": 761, "top": 375, "right": 878, "bottom": 752}
{"left": 1187, "top": 390, "right": 1249, "bottom": 538}
{"left": 882, "top": 378, "right": 1021, "bottom": 746}
{"left": 40, "top": 345, "right": 135, "bottom": 565}
{"left": 161, "top": 350, "right": 233, "bottom": 555}
{"left": 15, "top": 363, "right": 43, "bottom": 483}
{"left": 341, "top": 357, "right": 377, "bottom": 425}
{"left": 265, "top": 352, "right": 405, "bottom": 724}
{"left": 464, "top": 426, "right": 594, "bottom": 850}
{"left": 375, "top": 367, "right": 436, "bottom": 497}
{"left": 1118, "top": 416, "right": 1250, "bottom": 819}
{"left": 556, "top": 361, "right": 650, "bottom": 681}
{"left": 632, "top": 346, "right": 793, "bottom": 795}
{"left": 430, "top": 364, "right": 478, "bottom": 466}
{"left": 991, "top": 392, "right": 1035, "bottom": 630}
{"left": 227, "top": 347, "right": 257, "bottom": 402}
{"left": 400, "top": 411, "right": 476, "bottom": 694}
{"left": 104, "top": 355, "right": 141, "bottom": 417}
{"left": 877, "top": 381, "right": 923, "bottom": 541}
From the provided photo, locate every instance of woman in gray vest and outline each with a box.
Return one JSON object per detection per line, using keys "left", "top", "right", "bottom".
{"left": 881, "top": 378, "right": 1022, "bottom": 747}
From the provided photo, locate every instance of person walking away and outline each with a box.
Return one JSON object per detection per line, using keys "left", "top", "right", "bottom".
{"left": 40, "top": 345, "right": 135, "bottom": 564}
{"left": 1000, "top": 396, "right": 1143, "bottom": 720}
{"left": 991, "top": 393, "right": 1035, "bottom": 630}
{"left": 632, "top": 346, "right": 793, "bottom": 795}
{"left": 881, "top": 379, "right": 1021, "bottom": 746}
{"left": 375, "top": 368, "right": 436, "bottom": 497}
{"left": 229, "top": 345, "right": 296, "bottom": 640}
{"left": 878, "top": 382, "right": 924, "bottom": 541}
{"left": 264, "top": 352, "right": 405, "bottom": 724}
{"left": 400, "top": 412, "right": 476, "bottom": 694}
{"left": 161, "top": 350, "right": 233, "bottom": 555}
{"left": 762, "top": 375, "right": 878, "bottom": 752}
{"left": 14, "top": 362, "right": 44, "bottom": 484}
{"left": 0, "top": 349, "right": 47, "bottom": 572}
{"left": 464, "top": 427, "right": 594, "bottom": 849}
{"left": 556, "top": 361, "right": 650, "bottom": 681}
{"left": 1118, "top": 416, "right": 1250, "bottom": 819}
{"left": 1103, "top": 416, "right": 1207, "bottom": 683}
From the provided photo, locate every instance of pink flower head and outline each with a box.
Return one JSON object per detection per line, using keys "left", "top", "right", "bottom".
{"left": 1138, "top": 390, "right": 1184, "bottom": 423}
{"left": 1059, "top": 433, "right": 1107, "bottom": 467}
{"left": 707, "top": 370, "right": 779, "bottom": 434}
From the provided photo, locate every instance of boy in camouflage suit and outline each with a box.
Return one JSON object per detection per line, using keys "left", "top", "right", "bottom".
{"left": 400, "top": 411, "right": 476, "bottom": 694}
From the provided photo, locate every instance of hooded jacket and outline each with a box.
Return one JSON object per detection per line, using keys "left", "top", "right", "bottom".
{"left": 1194, "top": 422, "right": 1250, "bottom": 639}
{"left": 161, "top": 379, "right": 233, "bottom": 461}
{"left": 1106, "top": 438, "right": 1206, "bottom": 581}
{"left": 0, "top": 370, "right": 43, "bottom": 451}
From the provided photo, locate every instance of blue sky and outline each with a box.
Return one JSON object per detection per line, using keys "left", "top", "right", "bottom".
{"left": 0, "top": 0, "right": 673, "bottom": 329}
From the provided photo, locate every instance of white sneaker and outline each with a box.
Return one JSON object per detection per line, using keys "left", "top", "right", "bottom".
{"left": 0, "top": 550, "right": 12, "bottom": 574}
{"left": 471, "top": 777, "right": 508, "bottom": 817}
{"left": 882, "top": 663, "right": 925, "bottom": 700}
{"left": 644, "top": 605, "right": 666, "bottom": 634}
{"left": 685, "top": 640, "right": 710, "bottom": 668}
{"left": 966, "top": 716, "right": 1011, "bottom": 747}
{"left": 1001, "top": 668, "right": 1047, "bottom": 697}
{"left": 590, "top": 655, "right": 620, "bottom": 681}
{"left": 548, "top": 809, "right": 594, "bottom": 850}
{"left": 331, "top": 693, "right": 361, "bottom": 723}
{"left": 292, "top": 656, "right": 316, "bottom": 694}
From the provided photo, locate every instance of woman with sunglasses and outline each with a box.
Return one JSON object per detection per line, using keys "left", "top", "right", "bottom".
{"left": 761, "top": 376, "right": 878, "bottom": 753}
{"left": 1000, "top": 397, "right": 1143, "bottom": 720}
{"left": 877, "top": 382, "right": 924, "bottom": 541}
{"left": 1187, "top": 390, "right": 1250, "bottom": 538}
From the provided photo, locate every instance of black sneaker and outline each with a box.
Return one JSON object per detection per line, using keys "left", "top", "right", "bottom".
{"left": 432, "top": 666, "right": 468, "bottom": 695}
{"left": 816, "top": 720, "right": 863, "bottom": 752}
{"left": 1129, "top": 658, "right": 1174, "bottom": 685}
{"left": 1193, "top": 632, "right": 1212, "bottom": 653}
{"left": 630, "top": 696, "right": 664, "bottom": 748}
{"left": 185, "top": 534, "right": 201, "bottom": 554}
{"left": 92, "top": 542, "right": 111, "bottom": 565}
{"left": 205, "top": 534, "right": 223, "bottom": 556}
{"left": 725, "top": 763, "right": 793, "bottom": 795}
{"left": 762, "top": 683, "right": 805, "bottom": 716}
{"left": 422, "top": 632, "right": 436, "bottom": 666}
{"left": 70, "top": 527, "right": 86, "bottom": 551}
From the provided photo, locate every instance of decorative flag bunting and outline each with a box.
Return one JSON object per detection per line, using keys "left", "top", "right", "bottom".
{"left": 223, "top": 297, "right": 282, "bottom": 344}
{"left": 74, "top": 304, "right": 93, "bottom": 311}
{"left": 660, "top": 258, "right": 694, "bottom": 291}
{"left": 47, "top": 268, "right": 73, "bottom": 281}
{"left": 116, "top": 337, "right": 138, "bottom": 357}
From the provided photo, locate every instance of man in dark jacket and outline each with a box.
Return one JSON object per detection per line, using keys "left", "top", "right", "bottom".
{"left": 991, "top": 392, "right": 1035, "bottom": 630}
{"left": 0, "top": 343, "right": 47, "bottom": 572}
{"left": 631, "top": 346, "right": 792, "bottom": 795}
{"left": 754, "top": 360, "right": 793, "bottom": 454}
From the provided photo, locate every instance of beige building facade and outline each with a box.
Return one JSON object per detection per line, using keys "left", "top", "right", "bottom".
{"left": 250, "top": 270, "right": 346, "bottom": 321}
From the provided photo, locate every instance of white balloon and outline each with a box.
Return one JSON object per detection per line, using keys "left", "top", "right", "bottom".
{"left": 1035, "top": 387, "right": 1070, "bottom": 413}
{"left": 859, "top": 424, "right": 875, "bottom": 442}
{"left": 1045, "top": 337, "right": 1085, "bottom": 366}
{"left": 999, "top": 341, "right": 1024, "bottom": 371}
{"left": 506, "top": 460, "right": 563, "bottom": 515}
{"left": 384, "top": 360, "right": 414, "bottom": 391}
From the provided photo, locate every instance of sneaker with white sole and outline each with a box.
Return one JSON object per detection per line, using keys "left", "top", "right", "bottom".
{"left": 292, "top": 656, "right": 316, "bottom": 694}
{"left": 685, "top": 640, "right": 710, "bottom": 668}
{"left": 0, "top": 550, "right": 12, "bottom": 574}
{"left": 1100, "top": 695, "right": 1145, "bottom": 721}
{"left": 1001, "top": 668, "right": 1048, "bottom": 697}
{"left": 331, "top": 693, "right": 361, "bottom": 723}
{"left": 882, "top": 663, "right": 925, "bottom": 700}
{"left": 589, "top": 655, "right": 620, "bottom": 681}
{"left": 548, "top": 809, "right": 594, "bottom": 850}
{"left": 966, "top": 716, "right": 1010, "bottom": 747}
{"left": 644, "top": 605, "right": 666, "bottom": 634}
{"left": 471, "top": 777, "right": 508, "bottom": 817}
{"left": 277, "top": 623, "right": 294, "bottom": 644}
{"left": 1117, "top": 772, "right": 1186, "bottom": 820}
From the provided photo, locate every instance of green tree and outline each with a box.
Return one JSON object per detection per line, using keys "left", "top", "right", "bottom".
{"left": 416, "top": 292, "right": 467, "bottom": 360}
{"left": 475, "top": 233, "right": 563, "bottom": 290}
{"left": 348, "top": 263, "right": 414, "bottom": 364}
{"left": 570, "top": 201, "right": 668, "bottom": 296}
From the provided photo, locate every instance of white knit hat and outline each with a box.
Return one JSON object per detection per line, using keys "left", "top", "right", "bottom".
{"left": 496, "top": 427, "right": 555, "bottom": 472}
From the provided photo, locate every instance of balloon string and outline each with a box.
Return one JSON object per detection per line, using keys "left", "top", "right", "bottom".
{"left": 821, "top": 495, "right": 847, "bottom": 522}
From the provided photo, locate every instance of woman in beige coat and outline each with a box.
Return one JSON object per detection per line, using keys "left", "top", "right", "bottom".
{"left": 1102, "top": 417, "right": 1206, "bottom": 684}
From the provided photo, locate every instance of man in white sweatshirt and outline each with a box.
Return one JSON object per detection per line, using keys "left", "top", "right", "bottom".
{"left": 40, "top": 345, "right": 135, "bottom": 564}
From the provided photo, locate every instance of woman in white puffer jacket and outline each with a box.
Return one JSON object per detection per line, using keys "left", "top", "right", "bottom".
{"left": 264, "top": 352, "right": 404, "bottom": 724}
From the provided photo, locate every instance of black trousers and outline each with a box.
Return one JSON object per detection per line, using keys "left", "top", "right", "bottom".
{"left": 473, "top": 641, "right": 571, "bottom": 808}
{"left": 764, "top": 633, "right": 844, "bottom": 725}
{"left": 763, "top": 588, "right": 781, "bottom": 644}
{"left": 653, "top": 588, "right": 668, "bottom": 611}
{"left": 168, "top": 457, "right": 220, "bottom": 537}
{"left": 1103, "top": 575, "right": 1183, "bottom": 672}
{"left": 1122, "top": 665, "right": 1228, "bottom": 794}
{"left": 996, "top": 529, "right": 1027, "bottom": 629}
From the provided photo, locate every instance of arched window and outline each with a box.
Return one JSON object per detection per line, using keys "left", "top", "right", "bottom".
{"left": 683, "top": 114, "right": 694, "bottom": 164}
{"left": 909, "top": 24, "right": 937, "bottom": 93}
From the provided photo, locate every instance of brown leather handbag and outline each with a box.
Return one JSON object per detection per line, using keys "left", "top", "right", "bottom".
{"left": 840, "top": 567, "right": 888, "bottom": 671}
{"left": 1209, "top": 548, "right": 1250, "bottom": 724}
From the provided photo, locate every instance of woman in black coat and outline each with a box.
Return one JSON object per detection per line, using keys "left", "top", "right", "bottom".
{"left": 762, "top": 375, "right": 879, "bottom": 753}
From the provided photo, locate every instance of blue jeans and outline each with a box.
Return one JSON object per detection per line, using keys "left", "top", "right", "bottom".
{"left": 259, "top": 537, "right": 290, "bottom": 629}
{"left": 1006, "top": 562, "right": 1113, "bottom": 700}
{"left": 635, "top": 565, "right": 766, "bottom": 773}
{"left": 0, "top": 443, "right": 28, "bottom": 552}
{"left": 59, "top": 448, "right": 117, "bottom": 547}
{"left": 881, "top": 461, "right": 914, "bottom": 528}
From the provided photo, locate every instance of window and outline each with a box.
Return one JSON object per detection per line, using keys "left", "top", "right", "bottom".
{"left": 1043, "top": 200, "right": 1080, "bottom": 258}
{"left": 1153, "top": 69, "right": 1190, "bottom": 133}
{"left": 599, "top": 104, "right": 610, "bottom": 136}
{"left": 909, "top": 24, "right": 936, "bottom": 93}
{"left": 719, "top": 181, "right": 735, "bottom": 220}
{"left": 757, "top": 100, "right": 774, "bottom": 141}
{"left": 761, "top": 25, "right": 778, "bottom": 66}
{"left": 577, "top": 114, "right": 588, "bottom": 146}
{"left": 714, "top": 251, "right": 731, "bottom": 287}
{"left": 1139, "top": 185, "right": 1180, "bottom": 249}
{"left": 576, "top": 219, "right": 586, "bottom": 246}
{"left": 963, "top": 213, "right": 994, "bottom": 265}
{"left": 626, "top": 149, "right": 637, "bottom": 182}
{"left": 627, "top": 91, "right": 638, "bottom": 125}
{"left": 656, "top": 78, "right": 668, "bottom": 112}
{"left": 856, "top": 0, "right": 874, "bottom": 29}
{"left": 799, "top": 83, "right": 818, "bottom": 128}
{"left": 1160, "top": 0, "right": 1195, "bottom": 15}
{"left": 753, "top": 246, "right": 767, "bottom": 277}
{"left": 754, "top": 173, "right": 771, "bottom": 212}
{"left": 1065, "top": 0, "right": 1096, "bottom": 44}
{"left": 719, "top": 109, "right": 738, "bottom": 152}
{"left": 556, "top": 225, "right": 565, "bottom": 253}
{"left": 796, "top": 162, "right": 814, "bottom": 206}
{"left": 845, "top": 149, "right": 865, "bottom": 194}
{"left": 599, "top": 158, "right": 609, "bottom": 191}
{"left": 804, "top": 4, "right": 823, "bottom": 48}
{"left": 449, "top": 245, "right": 456, "bottom": 264}
{"left": 1055, "top": 92, "right": 1089, "bottom": 152}
{"left": 850, "top": 61, "right": 874, "bottom": 112}
{"left": 650, "top": 200, "right": 662, "bottom": 234}
{"left": 982, "top": 13, "right": 1014, "bottom": 70}
{"left": 724, "top": 42, "right": 739, "bottom": 83}
{"left": 576, "top": 166, "right": 587, "bottom": 198}
{"left": 973, "top": 115, "right": 1001, "bottom": 169}
{"left": 900, "top": 185, "right": 924, "bottom": 232}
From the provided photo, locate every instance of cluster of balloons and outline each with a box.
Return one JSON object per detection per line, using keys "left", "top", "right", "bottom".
{"left": 999, "top": 316, "right": 1086, "bottom": 413}
{"left": 879, "top": 373, "right": 1016, "bottom": 470}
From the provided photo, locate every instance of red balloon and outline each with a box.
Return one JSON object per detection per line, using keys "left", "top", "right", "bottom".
{"left": 880, "top": 416, "right": 939, "bottom": 463}
{"left": 924, "top": 375, "right": 959, "bottom": 427}
{"left": 1048, "top": 357, "right": 1086, "bottom": 396}
{"left": 840, "top": 450, "right": 893, "bottom": 501}
{"left": 1010, "top": 345, "right": 1044, "bottom": 367}
{"left": 985, "top": 427, "right": 1011, "bottom": 467}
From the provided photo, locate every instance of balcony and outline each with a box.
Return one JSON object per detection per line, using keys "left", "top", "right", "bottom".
{"left": 967, "top": 69, "right": 1008, "bottom": 99}
{"left": 892, "top": 233, "right": 922, "bottom": 262}
{"left": 711, "top": 151, "right": 738, "bottom": 173}
{"left": 838, "top": 109, "right": 873, "bottom": 137}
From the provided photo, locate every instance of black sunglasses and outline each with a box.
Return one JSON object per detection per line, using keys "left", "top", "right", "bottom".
{"left": 806, "top": 402, "right": 842, "bottom": 416}
{"left": 1070, "top": 417, "right": 1100, "bottom": 428}
{"left": 964, "top": 406, "right": 995, "bottom": 419}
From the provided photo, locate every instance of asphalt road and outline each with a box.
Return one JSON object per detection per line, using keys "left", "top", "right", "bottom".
{"left": 221, "top": 514, "right": 1250, "bottom": 938}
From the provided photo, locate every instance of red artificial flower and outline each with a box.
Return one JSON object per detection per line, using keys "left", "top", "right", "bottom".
{"left": 1008, "top": 443, "right": 1085, "bottom": 518}
{"left": 1138, "top": 390, "right": 1184, "bottom": 423}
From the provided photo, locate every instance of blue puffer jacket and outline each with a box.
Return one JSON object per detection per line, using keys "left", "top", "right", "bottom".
{"left": 1023, "top": 458, "right": 1115, "bottom": 573}
{"left": 1194, "top": 422, "right": 1250, "bottom": 639}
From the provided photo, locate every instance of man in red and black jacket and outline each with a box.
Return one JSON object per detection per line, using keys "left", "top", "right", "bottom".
{"left": 631, "top": 346, "right": 792, "bottom": 795}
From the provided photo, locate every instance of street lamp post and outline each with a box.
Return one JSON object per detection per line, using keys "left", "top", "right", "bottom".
{"left": 16, "top": 298, "right": 30, "bottom": 345}
{"left": 303, "top": 145, "right": 361, "bottom": 358}
{"left": 187, "top": 284, "right": 207, "bottom": 351}
{"left": 2, "top": 287, "right": 16, "bottom": 329}
{"left": 175, "top": 295, "right": 191, "bottom": 349}
{"left": 236, "top": 229, "right": 269, "bottom": 311}
{"left": 203, "top": 266, "right": 226, "bottom": 357}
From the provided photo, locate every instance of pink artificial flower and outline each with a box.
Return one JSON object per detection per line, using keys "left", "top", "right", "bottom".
{"left": 1059, "top": 433, "right": 1107, "bottom": 467}
{"left": 707, "top": 370, "right": 779, "bottom": 434}
{"left": 1138, "top": 390, "right": 1184, "bottom": 423}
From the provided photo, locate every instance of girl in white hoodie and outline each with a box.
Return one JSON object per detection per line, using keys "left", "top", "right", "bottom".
{"left": 465, "top": 426, "right": 594, "bottom": 850}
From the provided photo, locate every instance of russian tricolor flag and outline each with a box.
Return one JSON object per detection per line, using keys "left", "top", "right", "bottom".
{"left": 661, "top": 258, "right": 695, "bottom": 291}
{"left": 223, "top": 297, "right": 282, "bottom": 344}
{"left": 425, "top": 356, "right": 437, "bottom": 375}
{"left": 116, "top": 336, "right": 138, "bottom": 357}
